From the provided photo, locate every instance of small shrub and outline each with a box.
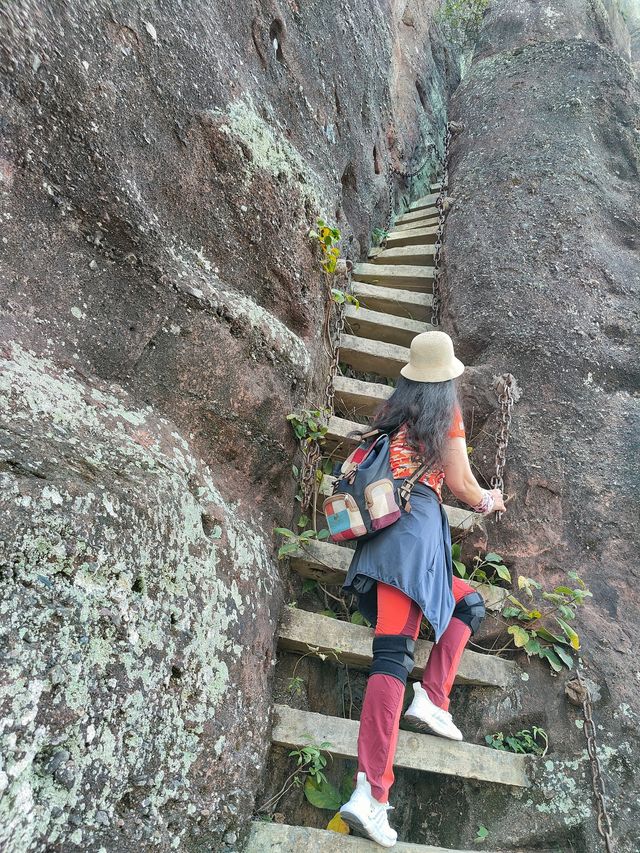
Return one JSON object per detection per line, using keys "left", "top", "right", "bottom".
{"left": 274, "top": 526, "right": 330, "bottom": 559}
{"left": 286, "top": 408, "right": 330, "bottom": 443}
{"left": 502, "top": 571, "right": 592, "bottom": 672}
{"left": 485, "top": 726, "right": 549, "bottom": 757}
{"left": 452, "top": 546, "right": 511, "bottom": 586}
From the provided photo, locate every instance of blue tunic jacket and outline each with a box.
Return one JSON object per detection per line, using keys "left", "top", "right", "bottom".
{"left": 342, "top": 482, "right": 455, "bottom": 642}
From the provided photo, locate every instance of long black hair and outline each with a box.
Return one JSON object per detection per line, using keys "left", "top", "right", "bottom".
{"left": 367, "top": 375, "right": 459, "bottom": 469}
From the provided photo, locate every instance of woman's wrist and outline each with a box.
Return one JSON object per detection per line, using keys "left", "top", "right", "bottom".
{"left": 470, "top": 489, "right": 495, "bottom": 515}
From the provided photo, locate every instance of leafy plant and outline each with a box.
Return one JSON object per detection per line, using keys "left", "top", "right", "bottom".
{"left": 306, "top": 768, "right": 357, "bottom": 834}
{"left": 304, "top": 774, "right": 341, "bottom": 810}
{"left": 286, "top": 408, "right": 330, "bottom": 444}
{"left": 287, "top": 675, "right": 305, "bottom": 697}
{"left": 290, "top": 738, "right": 332, "bottom": 785}
{"left": 256, "top": 735, "right": 334, "bottom": 815}
{"left": 350, "top": 610, "right": 371, "bottom": 627}
{"left": 485, "top": 726, "right": 548, "bottom": 757}
{"left": 275, "top": 526, "right": 330, "bottom": 559}
{"left": 476, "top": 824, "right": 489, "bottom": 842}
{"left": 452, "top": 546, "right": 511, "bottom": 586}
{"left": 502, "top": 571, "right": 592, "bottom": 672}
{"left": 437, "top": 0, "right": 490, "bottom": 47}
{"left": 371, "top": 227, "right": 389, "bottom": 247}
{"left": 309, "top": 218, "right": 342, "bottom": 273}
{"left": 330, "top": 288, "right": 360, "bottom": 309}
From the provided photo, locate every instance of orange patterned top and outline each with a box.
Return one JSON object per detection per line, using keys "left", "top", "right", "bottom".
{"left": 389, "top": 407, "right": 466, "bottom": 502}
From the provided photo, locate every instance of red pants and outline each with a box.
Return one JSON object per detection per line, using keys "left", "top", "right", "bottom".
{"left": 357, "top": 577, "right": 474, "bottom": 802}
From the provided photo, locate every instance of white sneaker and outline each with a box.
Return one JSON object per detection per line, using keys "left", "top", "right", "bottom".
{"left": 403, "top": 682, "right": 463, "bottom": 741}
{"left": 339, "top": 772, "right": 398, "bottom": 848}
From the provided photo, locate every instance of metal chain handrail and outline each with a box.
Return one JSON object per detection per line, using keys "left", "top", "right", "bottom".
{"left": 299, "top": 261, "right": 351, "bottom": 513}
{"left": 431, "top": 123, "right": 452, "bottom": 327}
{"left": 490, "top": 373, "right": 515, "bottom": 521}
{"left": 574, "top": 667, "right": 615, "bottom": 852}
{"left": 383, "top": 125, "right": 439, "bottom": 233}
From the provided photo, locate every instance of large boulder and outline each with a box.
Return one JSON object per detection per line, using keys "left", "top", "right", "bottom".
{"left": 442, "top": 0, "right": 640, "bottom": 849}
{"left": 0, "top": 1, "right": 458, "bottom": 849}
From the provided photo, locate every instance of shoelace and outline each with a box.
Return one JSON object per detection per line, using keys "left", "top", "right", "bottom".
{"left": 432, "top": 706, "right": 453, "bottom": 723}
{"left": 369, "top": 801, "right": 394, "bottom": 818}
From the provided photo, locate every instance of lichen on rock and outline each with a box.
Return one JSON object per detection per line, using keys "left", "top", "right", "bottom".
{"left": 0, "top": 345, "right": 278, "bottom": 850}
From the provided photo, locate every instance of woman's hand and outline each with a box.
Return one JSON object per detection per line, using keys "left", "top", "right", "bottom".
{"left": 443, "top": 438, "right": 508, "bottom": 513}
{"left": 489, "top": 488, "right": 506, "bottom": 513}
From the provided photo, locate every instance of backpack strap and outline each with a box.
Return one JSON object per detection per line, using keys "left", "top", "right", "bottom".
{"left": 333, "top": 429, "right": 383, "bottom": 489}
{"left": 397, "top": 460, "right": 431, "bottom": 512}
{"left": 359, "top": 428, "right": 381, "bottom": 440}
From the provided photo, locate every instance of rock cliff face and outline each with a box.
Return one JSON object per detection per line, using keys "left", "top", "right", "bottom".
{"left": 0, "top": 2, "right": 457, "bottom": 850}
{"left": 444, "top": 0, "right": 639, "bottom": 850}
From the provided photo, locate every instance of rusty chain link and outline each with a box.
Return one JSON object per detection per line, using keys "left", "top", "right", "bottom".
{"left": 382, "top": 111, "right": 446, "bottom": 233}
{"left": 299, "top": 261, "right": 352, "bottom": 513}
{"left": 574, "top": 667, "right": 616, "bottom": 852}
{"left": 490, "top": 373, "right": 516, "bottom": 521}
{"left": 384, "top": 144, "right": 436, "bottom": 233}
{"left": 431, "top": 123, "right": 452, "bottom": 327}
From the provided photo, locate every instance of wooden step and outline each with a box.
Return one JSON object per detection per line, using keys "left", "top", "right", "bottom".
{"left": 344, "top": 304, "right": 432, "bottom": 348}
{"left": 384, "top": 225, "right": 439, "bottom": 248}
{"left": 339, "top": 334, "right": 408, "bottom": 378}
{"left": 246, "top": 822, "right": 495, "bottom": 853}
{"left": 292, "top": 540, "right": 509, "bottom": 618}
{"left": 278, "top": 607, "right": 517, "bottom": 689}
{"left": 396, "top": 207, "right": 438, "bottom": 226}
{"left": 431, "top": 181, "right": 447, "bottom": 193}
{"left": 333, "top": 375, "right": 392, "bottom": 418}
{"left": 324, "top": 414, "right": 362, "bottom": 457}
{"left": 288, "top": 537, "right": 508, "bottom": 612}
{"left": 288, "top": 524, "right": 485, "bottom": 587}
{"left": 410, "top": 191, "right": 439, "bottom": 211}
{"left": 353, "top": 262, "right": 434, "bottom": 291}
{"left": 394, "top": 214, "right": 439, "bottom": 232}
{"left": 272, "top": 706, "right": 530, "bottom": 787}
{"left": 351, "top": 281, "right": 433, "bottom": 319}
{"left": 371, "top": 245, "right": 436, "bottom": 266}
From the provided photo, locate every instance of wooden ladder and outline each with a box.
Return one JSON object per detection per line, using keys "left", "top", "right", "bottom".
{"left": 247, "top": 182, "right": 530, "bottom": 852}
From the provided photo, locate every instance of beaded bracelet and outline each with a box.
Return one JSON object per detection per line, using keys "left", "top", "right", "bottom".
{"left": 471, "top": 489, "right": 495, "bottom": 515}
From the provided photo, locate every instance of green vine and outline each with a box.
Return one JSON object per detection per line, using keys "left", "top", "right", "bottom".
{"left": 274, "top": 524, "right": 330, "bottom": 559}
{"left": 330, "top": 288, "right": 360, "bottom": 308}
{"left": 309, "top": 218, "right": 341, "bottom": 273}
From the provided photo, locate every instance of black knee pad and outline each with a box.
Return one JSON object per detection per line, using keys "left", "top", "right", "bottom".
{"left": 370, "top": 634, "right": 415, "bottom": 684}
{"left": 454, "top": 591, "right": 486, "bottom": 635}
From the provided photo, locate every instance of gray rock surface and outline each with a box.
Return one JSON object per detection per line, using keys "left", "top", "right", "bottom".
{"left": 0, "top": 1, "right": 457, "bottom": 850}
{"left": 442, "top": 0, "right": 640, "bottom": 850}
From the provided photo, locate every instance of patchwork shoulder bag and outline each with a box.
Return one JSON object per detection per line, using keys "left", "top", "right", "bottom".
{"left": 323, "top": 429, "right": 429, "bottom": 543}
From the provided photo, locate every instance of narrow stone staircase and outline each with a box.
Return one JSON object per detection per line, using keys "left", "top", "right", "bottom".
{"left": 247, "top": 184, "right": 532, "bottom": 851}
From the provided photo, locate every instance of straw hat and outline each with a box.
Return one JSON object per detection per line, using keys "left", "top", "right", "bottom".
{"left": 400, "top": 331, "right": 465, "bottom": 383}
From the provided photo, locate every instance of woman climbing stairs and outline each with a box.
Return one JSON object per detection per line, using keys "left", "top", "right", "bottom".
{"left": 246, "top": 183, "right": 536, "bottom": 851}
